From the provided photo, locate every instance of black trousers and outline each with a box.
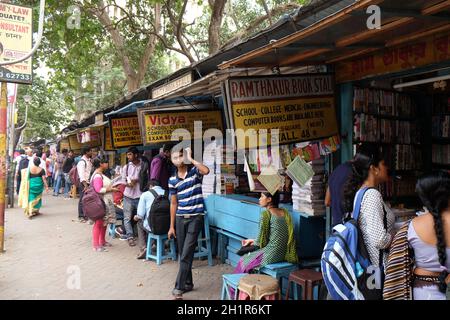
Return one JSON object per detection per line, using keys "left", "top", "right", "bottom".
{"left": 175, "top": 215, "right": 203, "bottom": 291}
{"left": 78, "top": 185, "right": 85, "bottom": 219}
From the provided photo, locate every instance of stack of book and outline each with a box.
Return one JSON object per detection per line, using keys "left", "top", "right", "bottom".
{"left": 291, "top": 159, "right": 326, "bottom": 216}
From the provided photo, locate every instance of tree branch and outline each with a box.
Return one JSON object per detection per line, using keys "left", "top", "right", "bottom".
{"left": 222, "top": 3, "right": 301, "bottom": 49}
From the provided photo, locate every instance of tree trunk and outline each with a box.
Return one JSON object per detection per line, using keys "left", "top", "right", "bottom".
{"left": 208, "top": 0, "right": 227, "bottom": 55}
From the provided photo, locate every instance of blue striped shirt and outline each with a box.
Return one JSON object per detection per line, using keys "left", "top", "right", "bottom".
{"left": 168, "top": 166, "right": 204, "bottom": 216}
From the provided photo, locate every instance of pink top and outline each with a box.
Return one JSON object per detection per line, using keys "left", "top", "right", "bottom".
{"left": 92, "top": 175, "right": 104, "bottom": 194}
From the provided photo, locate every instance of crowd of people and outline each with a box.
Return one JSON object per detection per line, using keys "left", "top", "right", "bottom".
{"left": 12, "top": 141, "right": 449, "bottom": 300}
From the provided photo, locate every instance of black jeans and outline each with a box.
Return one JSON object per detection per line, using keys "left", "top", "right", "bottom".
{"left": 174, "top": 215, "right": 204, "bottom": 291}
{"left": 78, "top": 185, "right": 86, "bottom": 219}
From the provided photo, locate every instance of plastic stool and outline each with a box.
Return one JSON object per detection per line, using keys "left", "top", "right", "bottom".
{"left": 193, "top": 214, "right": 213, "bottom": 266}
{"left": 285, "top": 269, "right": 323, "bottom": 300}
{"left": 146, "top": 233, "right": 176, "bottom": 265}
{"left": 258, "top": 262, "right": 298, "bottom": 298}
{"left": 221, "top": 273, "right": 247, "bottom": 300}
{"left": 238, "top": 274, "right": 280, "bottom": 300}
{"left": 108, "top": 223, "right": 115, "bottom": 238}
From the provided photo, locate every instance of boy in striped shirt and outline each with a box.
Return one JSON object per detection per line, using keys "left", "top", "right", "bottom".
{"left": 168, "top": 147, "right": 210, "bottom": 299}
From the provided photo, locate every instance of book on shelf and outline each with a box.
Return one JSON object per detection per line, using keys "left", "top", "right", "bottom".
{"left": 432, "top": 144, "right": 450, "bottom": 165}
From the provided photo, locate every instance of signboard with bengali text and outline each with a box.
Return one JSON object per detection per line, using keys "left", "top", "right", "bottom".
{"left": 335, "top": 31, "right": 450, "bottom": 83}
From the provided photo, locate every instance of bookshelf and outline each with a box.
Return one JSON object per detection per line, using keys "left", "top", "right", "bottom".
{"left": 431, "top": 94, "right": 450, "bottom": 168}
{"left": 352, "top": 87, "right": 424, "bottom": 204}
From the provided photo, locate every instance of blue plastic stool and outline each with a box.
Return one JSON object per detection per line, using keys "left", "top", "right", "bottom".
{"left": 221, "top": 273, "right": 248, "bottom": 300}
{"left": 108, "top": 223, "right": 115, "bottom": 238}
{"left": 193, "top": 214, "right": 213, "bottom": 266}
{"left": 258, "top": 262, "right": 298, "bottom": 299}
{"left": 146, "top": 233, "right": 177, "bottom": 265}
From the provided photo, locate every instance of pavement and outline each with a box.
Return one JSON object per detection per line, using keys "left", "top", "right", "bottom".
{"left": 0, "top": 192, "right": 233, "bottom": 300}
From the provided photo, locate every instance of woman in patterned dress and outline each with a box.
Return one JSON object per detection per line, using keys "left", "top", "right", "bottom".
{"left": 234, "top": 191, "right": 298, "bottom": 274}
{"left": 343, "top": 143, "right": 395, "bottom": 299}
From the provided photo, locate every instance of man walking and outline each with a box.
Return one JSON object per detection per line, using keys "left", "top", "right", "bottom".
{"left": 62, "top": 150, "right": 75, "bottom": 199}
{"left": 53, "top": 149, "right": 67, "bottom": 196}
{"left": 168, "top": 147, "right": 209, "bottom": 299}
{"left": 121, "top": 147, "right": 142, "bottom": 246}
{"left": 77, "top": 147, "right": 93, "bottom": 223}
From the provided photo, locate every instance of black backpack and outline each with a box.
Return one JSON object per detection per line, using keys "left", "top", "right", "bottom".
{"left": 147, "top": 189, "right": 170, "bottom": 235}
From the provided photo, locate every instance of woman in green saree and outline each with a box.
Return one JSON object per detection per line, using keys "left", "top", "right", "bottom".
{"left": 18, "top": 157, "right": 49, "bottom": 219}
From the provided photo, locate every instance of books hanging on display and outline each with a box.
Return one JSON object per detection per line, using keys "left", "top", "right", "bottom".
{"left": 286, "top": 156, "right": 314, "bottom": 187}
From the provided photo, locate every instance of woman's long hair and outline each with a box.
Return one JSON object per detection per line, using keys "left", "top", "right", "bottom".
{"left": 343, "top": 144, "right": 384, "bottom": 214}
{"left": 416, "top": 171, "right": 450, "bottom": 293}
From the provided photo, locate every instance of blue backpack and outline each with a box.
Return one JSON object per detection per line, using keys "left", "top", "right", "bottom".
{"left": 321, "top": 187, "right": 383, "bottom": 300}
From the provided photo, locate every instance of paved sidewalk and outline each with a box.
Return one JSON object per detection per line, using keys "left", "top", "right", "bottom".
{"left": 0, "top": 193, "right": 232, "bottom": 300}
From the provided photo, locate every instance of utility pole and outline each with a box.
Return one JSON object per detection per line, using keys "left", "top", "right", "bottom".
{"left": 0, "top": 0, "right": 46, "bottom": 253}
{"left": 0, "top": 82, "right": 7, "bottom": 252}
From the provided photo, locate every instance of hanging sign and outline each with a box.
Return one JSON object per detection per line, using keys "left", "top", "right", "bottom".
{"left": 103, "top": 126, "right": 114, "bottom": 151}
{"left": 151, "top": 72, "right": 193, "bottom": 99}
{"left": 109, "top": 116, "right": 142, "bottom": 148}
{"left": 0, "top": 3, "right": 33, "bottom": 84}
{"left": 68, "top": 134, "right": 82, "bottom": 151}
{"left": 336, "top": 31, "right": 450, "bottom": 83}
{"left": 226, "top": 74, "right": 338, "bottom": 149}
{"left": 140, "top": 109, "right": 223, "bottom": 145}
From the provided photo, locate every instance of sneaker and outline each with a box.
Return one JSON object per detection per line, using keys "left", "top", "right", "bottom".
{"left": 172, "top": 288, "right": 184, "bottom": 300}
{"left": 119, "top": 234, "right": 129, "bottom": 241}
{"left": 78, "top": 218, "right": 87, "bottom": 223}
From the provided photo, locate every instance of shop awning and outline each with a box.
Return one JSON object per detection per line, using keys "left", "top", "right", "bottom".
{"left": 105, "top": 100, "right": 152, "bottom": 117}
{"left": 219, "top": 0, "right": 450, "bottom": 73}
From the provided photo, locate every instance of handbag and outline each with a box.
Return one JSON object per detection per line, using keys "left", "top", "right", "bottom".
{"left": 236, "top": 245, "right": 258, "bottom": 256}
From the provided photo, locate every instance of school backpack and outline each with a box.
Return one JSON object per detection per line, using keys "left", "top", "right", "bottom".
{"left": 321, "top": 187, "right": 385, "bottom": 300}
{"left": 147, "top": 189, "right": 170, "bottom": 235}
{"left": 81, "top": 175, "right": 106, "bottom": 221}
{"left": 69, "top": 159, "right": 85, "bottom": 186}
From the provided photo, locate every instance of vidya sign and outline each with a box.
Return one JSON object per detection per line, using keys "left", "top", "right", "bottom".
{"left": 0, "top": 3, "right": 33, "bottom": 84}
{"left": 109, "top": 116, "right": 142, "bottom": 148}
{"left": 140, "top": 109, "right": 223, "bottom": 145}
{"left": 226, "top": 74, "right": 338, "bottom": 149}
{"left": 151, "top": 72, "right": 193, "bottom": 99}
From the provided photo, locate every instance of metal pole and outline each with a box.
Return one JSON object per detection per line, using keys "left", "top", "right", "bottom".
{"left": 0, "top": 82, "right": 7, "bottom": 252}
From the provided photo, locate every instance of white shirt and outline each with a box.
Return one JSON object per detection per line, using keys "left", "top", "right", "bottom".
{"left": 76, "top": 155, "right": 93, "bottom": 184}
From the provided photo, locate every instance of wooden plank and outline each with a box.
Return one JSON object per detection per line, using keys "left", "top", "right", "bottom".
{"left": 422, "top": 0, "right": 450, "bottom": 15}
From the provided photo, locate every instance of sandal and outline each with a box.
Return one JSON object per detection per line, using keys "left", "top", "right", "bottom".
{"left": 103, "top": 242, "right": 113, "bottom": 247}
{"left": 128, "top": 238, "right": 136, "bottom": 247}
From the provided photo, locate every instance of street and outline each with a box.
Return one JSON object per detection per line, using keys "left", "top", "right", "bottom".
{"left": 0, "top": 193, "right": 232, "bottom": 300}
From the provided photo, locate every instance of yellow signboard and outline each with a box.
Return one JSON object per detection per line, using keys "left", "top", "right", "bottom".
{"left": 68, "top": 134, "right": 82, "bottom": 151}
{"left": 110, "top": 116, "right": 142, "bottom": 148}
{"left": 227, "top": 75, "right": 337, "bottom": 149}
{"left": 336, "top": 31, "right": 450, "bottom": 83}
{"left": 103, "top": 126, "right": 114, "bottom": 151}
{"left": 59, "top": 139, "right": 70, "bottom": 151}
{"left": 141, "top": 110, "right": 223, "bottom": 145}
{"left": 0, "top": 3, "right": 32, "bottom": 84}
